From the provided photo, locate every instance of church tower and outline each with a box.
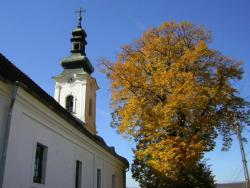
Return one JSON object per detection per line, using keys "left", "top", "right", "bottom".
{"left": 53, "top": 9, "right": 98, "bottom": 135}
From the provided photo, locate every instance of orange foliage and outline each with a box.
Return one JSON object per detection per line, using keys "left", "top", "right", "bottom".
{"left": 100, "top": 21, "right": 249, "bottom": 178}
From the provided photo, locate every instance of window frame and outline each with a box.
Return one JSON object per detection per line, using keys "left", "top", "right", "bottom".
{"left": 33, "top": 142, "right": 48, "bottom": 184}
{"left": 66, "top": 95, "right": 74, "bottom": 113}
{"left": 75, "top": 160, "right": 82, "bottom": 188}
{"left": 97, "top": 168, "right": 102, "bottom": 188}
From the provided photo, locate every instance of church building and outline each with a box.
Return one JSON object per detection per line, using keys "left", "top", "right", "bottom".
{"left": 0, "top": 12, "right": 128, "bottom": 188}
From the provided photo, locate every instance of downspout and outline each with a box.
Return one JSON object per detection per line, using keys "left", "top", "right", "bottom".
{"left": 124, "top": 166, "right": 129, "bottom": 188}
{"left": 0, "top": 81, "right": 19, "bottom": 188}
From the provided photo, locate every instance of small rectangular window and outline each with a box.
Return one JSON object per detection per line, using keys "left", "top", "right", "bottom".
{"left": 97, "top": 168, "right": 101, "bottom": 188}
{"left": 33, "top": 143, "right": 47, "bottom": 184}
{"left": 74, "top": 43, "right": 80, "bottom": 50}
{"left": 112, "top": 174, "right": 116, "bottom": 188}
{"left": 75, "top": 160, "right": 82, "bottom": 188}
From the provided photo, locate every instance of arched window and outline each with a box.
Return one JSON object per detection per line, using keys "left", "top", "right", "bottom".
{"left": 66, "top": 95, "right": 74, "bottom": 113}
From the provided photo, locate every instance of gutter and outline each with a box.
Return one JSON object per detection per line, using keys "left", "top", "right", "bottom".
{"left": 0, "top": 81, "right": 19, "bottom": 188}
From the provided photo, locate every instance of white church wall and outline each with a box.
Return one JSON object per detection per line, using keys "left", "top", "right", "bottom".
{"left": 54, "top": 70, "right": 97, "bottom": 134}
{"left": 84, "top": 76, "right": 98, "bottom": 134}
{"left": 2, "top": 86, "right": 126, "bottom": 188}
{"left": 0, "top": 81, "right": 12, "bottom": 163}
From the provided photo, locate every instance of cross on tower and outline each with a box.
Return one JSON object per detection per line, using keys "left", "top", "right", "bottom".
{"left": 75, "top": 7, "right": 86, "bottom": 28}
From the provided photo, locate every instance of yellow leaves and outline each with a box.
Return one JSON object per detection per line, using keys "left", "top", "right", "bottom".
{"left": 134, "top": 135, "right": 206, "bottom": 177}
{"left": 100, "top": 21, "right": 247, "bottom": 180}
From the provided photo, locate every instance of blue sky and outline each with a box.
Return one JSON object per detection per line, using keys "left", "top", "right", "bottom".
{"left": 1, "top": 0, "right": 250, "bottom": 187}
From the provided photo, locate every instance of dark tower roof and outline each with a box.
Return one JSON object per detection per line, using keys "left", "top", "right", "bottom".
{"left": 61, "top": 9, "right": 94, "bottom": 74}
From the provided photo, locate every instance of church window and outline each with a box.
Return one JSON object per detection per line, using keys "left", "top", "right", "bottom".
{"left": 75, "top": 160, "right": 82, "bottom": 188}
{"left": 97, "top": 168, "right": 102, "bottom": 188}
{"left": 66, "top": 95, "right": 74, "bottom": 113}
{"left": 88, "top": 99, "right": 92, "bottom": 116}
{"left": 112, "top": 174, "right": 116, "bottom": 188}
{"left": 33, "top": 143, "right": 47, "bottom": 184}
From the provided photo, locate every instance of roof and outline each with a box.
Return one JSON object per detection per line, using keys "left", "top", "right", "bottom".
{"left": 0, "top": 53, "right": 129, "bottom": 168}
{"left": 216, "top": 182, "right": 246, "bottom": 188}
{"left": 61, "top": 54, "right": 94, "bottom": 74}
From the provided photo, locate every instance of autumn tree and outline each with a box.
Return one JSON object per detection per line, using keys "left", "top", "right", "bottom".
{"left": 101, "top": 22, "right": 250, "bottom": 178}
{"left": 132, "top": 150, "right": 215, "bottom": 188}
{"left": 131, "top": 140, "right": 215, "bottom": 188}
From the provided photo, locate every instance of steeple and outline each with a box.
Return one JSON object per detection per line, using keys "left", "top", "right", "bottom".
{"left": 53, "top": 9, "right": 99, "bottom": 135}
{"left": 61, "top": 8, "right": 94, "bottom": 74}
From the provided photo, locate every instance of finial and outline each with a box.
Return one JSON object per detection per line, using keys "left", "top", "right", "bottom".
{"left": 75, "top": 7, "right": 86, "bottom": 28}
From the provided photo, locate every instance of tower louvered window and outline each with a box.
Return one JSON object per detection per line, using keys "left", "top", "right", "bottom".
{"left": 66, "top": 95, "right": 74, "bottom": 113}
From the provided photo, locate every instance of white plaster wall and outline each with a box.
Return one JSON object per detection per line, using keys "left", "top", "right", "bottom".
{"left": 53, "top": 69, "right": 97, "bottom": 135}
{"left": 0, "top": 81, "right": 12, "bottom": 163}
{"left": 2, "top": 86, "right": 126, "bottom": 188}
{"left": 85, "top": 76, "right": 98, "bottom": 133}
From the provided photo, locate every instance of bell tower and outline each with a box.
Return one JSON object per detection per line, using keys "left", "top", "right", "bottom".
{"left": 53, "top": 9, "right": 98, "bottom": 135}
